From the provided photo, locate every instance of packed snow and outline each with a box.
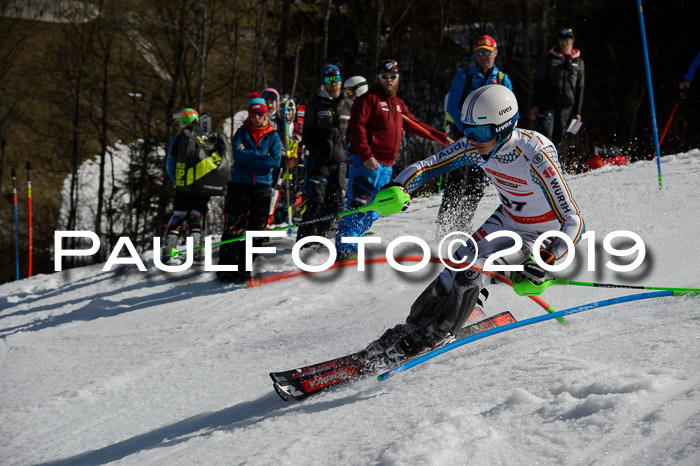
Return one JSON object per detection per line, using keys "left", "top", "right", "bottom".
{"left": 2, "top": 151, "right": 700, "bottom": 465}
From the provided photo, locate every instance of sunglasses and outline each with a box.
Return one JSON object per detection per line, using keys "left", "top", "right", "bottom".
{"left": 463, "top": 124, "right": 495, "bottom": 143}
{"left": 249, "top": 111, "right": 266, "bottom": 118}
{"left": 475, "top": 50, "right": 493, "bottom": 57}
{"left": 323, "top": 75, "right": 341, "bottom": 84}
{"left": 379, "top": 74, "right": 398, "bottom": 81}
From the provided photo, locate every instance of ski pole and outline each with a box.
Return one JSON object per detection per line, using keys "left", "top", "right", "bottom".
{"left": 11, "top": 167, "right": 20, "bottom": 280}
{"left": 167, "top": 186, "right": 411, "bottom": 258}
{"left": 283, "top": 103, "right": 294, "bottom": 235}
{"left": 512, "top": 275, "right": 700, "bottom": 297}
{"left": 26, "top": 161, "right": 33, "bottom": 277}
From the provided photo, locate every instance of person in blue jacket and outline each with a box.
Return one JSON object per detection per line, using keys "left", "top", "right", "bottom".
{"left": 439, "top": 35, "right": 513, "bottom": 236}
{"left": 217, "top": 92, "right": 282, "bottom": 283}
{"left": 679, "top": 50, "right": 700, "bottom": 92}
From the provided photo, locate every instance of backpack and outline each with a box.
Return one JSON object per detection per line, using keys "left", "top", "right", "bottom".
{"left": 459, "top": 69, "right": 505, "bottom": 110}
{"left": 174, "top": 128, "right": 232, "bottom": 196}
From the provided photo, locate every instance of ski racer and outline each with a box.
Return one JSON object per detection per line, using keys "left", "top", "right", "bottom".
{"left": 365, "top": 84, "right": 585, "bottom": 360}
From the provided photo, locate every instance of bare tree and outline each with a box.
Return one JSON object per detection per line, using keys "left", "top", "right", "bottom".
{"left": 251, "top": 0, "right": 268, "bottom": 90}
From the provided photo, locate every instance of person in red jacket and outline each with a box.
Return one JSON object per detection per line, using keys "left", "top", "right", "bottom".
{"left": 335, "top": 59, "right": 453, "bottom": 260}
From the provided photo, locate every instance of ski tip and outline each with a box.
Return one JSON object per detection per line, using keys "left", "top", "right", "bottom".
{"left": 272, "top": 381, "right": 303, "bottom": 403}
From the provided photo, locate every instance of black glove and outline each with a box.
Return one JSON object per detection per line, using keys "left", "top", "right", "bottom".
{"left": 516, "top": 249, "right": 555, "bottom": 285}
{"left": 381, "top": 181, "right": 410, "bottom": 211}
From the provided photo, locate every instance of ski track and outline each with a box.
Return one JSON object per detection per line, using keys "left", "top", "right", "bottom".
{"left": 1, "top": 152, "right": 699, "bottom": 465}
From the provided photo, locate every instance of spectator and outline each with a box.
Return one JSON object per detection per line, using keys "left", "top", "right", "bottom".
{"left": 439, "top": 34, "right": 513, "bottom": 236}
{"left": 335, "top": 59, "right": 453, "bottom": 260}
{"left": 277, "top": 96, "right": 299, "bottom": 165}
{"left": 277, "top": 96, "right": 303, "bottom": 224}
{"left": 530, "top": 27, "right": 585, "bottom": 146}
{"left": 679, "top": 50, "right": 700, "bottom": 91}
{"left": 162, "top": 108, "right": 210, "bottom": 263}
{"left": 262, "top": 88, "right": 281, "bottom": 129}
{"left": 343, "top": 76, "right": 369, "bottom": 102}
{"left": 296, "top": 64, "right": 352, "bottom": 242}
{"left": 217, "top": 93, "right": 282, "bottom": 283}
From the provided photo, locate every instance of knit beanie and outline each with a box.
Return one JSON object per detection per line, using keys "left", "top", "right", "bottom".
{"left": 247, "top": 92, "right": 268, "bottom": 113}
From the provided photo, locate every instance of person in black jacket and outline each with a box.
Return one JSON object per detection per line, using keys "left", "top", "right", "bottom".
{"left": 296, "top": 64, "right": 352, "bottom": 242}
{"left": 530, "top": 27, "right": 585, "bottom": 146}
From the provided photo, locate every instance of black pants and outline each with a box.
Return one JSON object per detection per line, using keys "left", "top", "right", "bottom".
{"left": 436, "top": 165, "right": 489, "bottom": 236}
{"left": 296, "top": 162, "right": 346, "bottom": 240}
{"left": 166, "top": 190, "right": 211, "bottom": 234}
{"left": 536, "top": 107, "right": 573, "bottom": 146}
{"left": 218, "top": 182, "right": 272, "bottom": 269}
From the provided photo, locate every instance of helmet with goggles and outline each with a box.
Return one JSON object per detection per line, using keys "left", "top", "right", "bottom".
{"left": 461, "top": 84, "right": 519, "bottom": 143}
{"left": 277, "top": 97, "right": 296, "bottom": 120}
{"left": 343, "top": 76, "right": 369, "bottom": 99}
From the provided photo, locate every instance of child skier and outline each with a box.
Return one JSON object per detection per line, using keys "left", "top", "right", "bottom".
{"left": 366, "top": 84, "right": 585, "bottom": 359}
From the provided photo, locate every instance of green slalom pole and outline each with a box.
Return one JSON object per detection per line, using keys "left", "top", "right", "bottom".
{"left": 512, "top": 275, "right": 700, "bottom": 297}
{"left": 166, "top": 186, "right": 411, "bottom": 259}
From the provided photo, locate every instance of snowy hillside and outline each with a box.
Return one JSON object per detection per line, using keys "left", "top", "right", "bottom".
{"left": 2, "top": 152, "right": 700, "bottom": 465}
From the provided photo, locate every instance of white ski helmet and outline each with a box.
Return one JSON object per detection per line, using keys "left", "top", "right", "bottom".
{"left": 461, "top": 84, "right": 519, "bottom": 141}
{"left": 343, "top": 76, "right": 369, "bottom": 99}
{"left": 278, "top": 97, "right": 296, "bottom": 120}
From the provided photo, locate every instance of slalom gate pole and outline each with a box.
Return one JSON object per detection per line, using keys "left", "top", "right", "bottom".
{"left": 26, "top": 162, "right": 33, "bottom": 277}
{"left": 167, "top": 186, "right": 411, "bottom": 258}
{"left": 378, "top": 290, "right": 675, "bottom": 381}
{"left": 402, "top": 115, "right": 449, "bottom": 146}
{"left": 658, "top": 100, "right": 680, "bottom": 149}
{"left": 651, "top": 98, "right": 681, "bottom": 160}
{"left": 512, "top": 276, "right": 700, "bottom": 297}
{"left": 11, "top": 167, "right": 20, "bottom": 280}
{"left": 246, "top": 255, "right": 560, "bottom": 322}
{"left": 636, "top": 0, "right": 664, "bottom": 190}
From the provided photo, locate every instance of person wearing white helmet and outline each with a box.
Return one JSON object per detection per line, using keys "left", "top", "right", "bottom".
{"left": 364, "top": 84, "right": 585, "bottom": 360}
{"left": 342, "top": 76, "right": 369, "bottom": 102}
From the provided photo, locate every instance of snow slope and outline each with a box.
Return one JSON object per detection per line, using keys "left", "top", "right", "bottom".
{"left": 2, "top": 152, "right": 700, "bottom": 465}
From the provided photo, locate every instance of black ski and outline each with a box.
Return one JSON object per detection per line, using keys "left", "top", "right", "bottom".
{"left": 270, "top": 311, "right": 516, "bottom": 402}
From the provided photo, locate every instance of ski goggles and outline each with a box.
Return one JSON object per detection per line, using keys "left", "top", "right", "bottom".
{"left": 249, "top": 111, "right": 266, "bottom": 118}
{"left": 474, "top": 50, "right": 493, "bottom": 57}
{"left": 323, "top": 74, "right": 341, "bottom": 84}
{"left": 343, "top": 81, "right": 368, "bottom": 96}
{"left": 463, "top": 124, "right": 495, "bottom": 143}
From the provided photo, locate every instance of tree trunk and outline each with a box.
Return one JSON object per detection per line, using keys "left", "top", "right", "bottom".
{"left": 322, "top": 0, "right": 332, "bottom": 62}
{"left": 276, "top": 0, "right": 291, "bottom": 88}
{"left": 197, "top": 0, "right": 208, "bottom": 113}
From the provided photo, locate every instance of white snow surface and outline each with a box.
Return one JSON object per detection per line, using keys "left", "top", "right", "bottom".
{"left": 2, "top": 152, "right": 700, "bottom": 465}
